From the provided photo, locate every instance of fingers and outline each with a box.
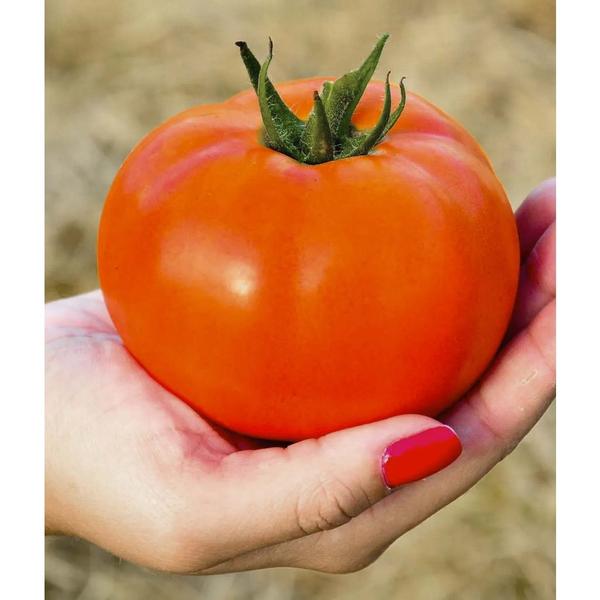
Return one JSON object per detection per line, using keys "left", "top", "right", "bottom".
{"left": 200, "top": 414, "right": 461, "bottom": 564}
{"left": 365, "top": 301, "right": 554, "bottom": 557}
{"left": 508, "top": 221, "right": 556, "bottom": 337}
{"left": 349, "top": 301, "right": 555, "bottom": 564}
{"left": 505, "top": 178, "right": 556, "bottom": 338}
{"left": 234, "top": 300, "right": 555, "bottom": 573}
{"left": 515, "top": 178, "right": 556, "bottom": 260}
{"left": 452, "top": 300, "right": 555, "bottom": 458}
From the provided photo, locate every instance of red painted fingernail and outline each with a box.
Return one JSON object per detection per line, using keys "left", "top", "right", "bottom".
{"left": 381, "top": 425, "right": 462, "bottom": 488}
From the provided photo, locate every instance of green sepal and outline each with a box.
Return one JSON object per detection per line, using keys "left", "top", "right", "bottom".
{"left": 377, "top": 76, "right": 407, "bottom": 143}
{"left": 300, "top": 91, "right": 334, "bottom": 164}
{"left": 236, "top": 40, "right": 304, "bottom": 149}
{"left": 323, "top": 33, "right": 389, "bottom": 139}
{"left": 338, "top": 71, "right": 393, "bottom": 158}
{"left": 236, "top": 35, "right": 407, "bottom": 165}
{"left": 235, "top": 41, "right": 261, "bottom": 90}
{"left": 321, "top": 81, "right": 334, "bottom": 104}
{"left": 256, "top": 39, "right": 303, "bottom": 160}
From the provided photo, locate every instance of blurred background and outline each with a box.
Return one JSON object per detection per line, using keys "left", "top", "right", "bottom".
{"left": 45, "top": 0, "right": 555, "bottom": 598}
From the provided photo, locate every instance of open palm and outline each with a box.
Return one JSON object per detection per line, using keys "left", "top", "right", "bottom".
{"left": 45, "top": 179, "right": 555, "bottom": 574}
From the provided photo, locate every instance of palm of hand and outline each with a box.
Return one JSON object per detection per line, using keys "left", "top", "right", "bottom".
{"left": 45, "top": 180, "right": 555, "bottom": 574}
{"left": 46, "top": 292, "right": 265, "bottom": 559}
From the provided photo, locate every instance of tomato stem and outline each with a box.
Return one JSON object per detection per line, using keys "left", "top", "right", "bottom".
{"left": 236, "top": 35, "right": 407, "bottom": 165}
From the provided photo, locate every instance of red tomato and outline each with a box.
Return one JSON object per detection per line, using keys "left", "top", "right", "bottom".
{"left": 98, "top": 39, "right": 519, "bottom": 440}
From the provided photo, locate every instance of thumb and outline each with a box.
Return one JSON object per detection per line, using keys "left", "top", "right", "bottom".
{"left": 216, "top": 414, "right": 462, "bottom": 550}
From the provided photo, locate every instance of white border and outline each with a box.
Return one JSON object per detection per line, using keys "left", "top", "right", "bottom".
{"left": 556, "top": 0, "right": 600, "bottom": 597}
{"left": 0, "top": 1, "right": 44, "bottom": 598}
{"left": 1, "top": 1, "right": 593, "bottom": 597}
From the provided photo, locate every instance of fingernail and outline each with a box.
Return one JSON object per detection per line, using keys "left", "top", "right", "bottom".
{"left": 381, "top": 425, "right": 462, "bottom": 488}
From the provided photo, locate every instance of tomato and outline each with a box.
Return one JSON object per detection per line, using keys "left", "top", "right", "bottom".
{"left": 98, "top": 36, "right": 519, "bottom": 440}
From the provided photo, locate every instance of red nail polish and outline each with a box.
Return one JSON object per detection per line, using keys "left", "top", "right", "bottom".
{"left": 381, "top": 425, "right": 462, "bottom": 488}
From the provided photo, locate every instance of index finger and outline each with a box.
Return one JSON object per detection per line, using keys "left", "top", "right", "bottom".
{"left": 516, "top": 178, "right": 556, "bottom": 261}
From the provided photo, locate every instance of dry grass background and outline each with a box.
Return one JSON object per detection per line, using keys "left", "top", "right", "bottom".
{"left": 45, "top": 0, "right": 555, "bottom": 598}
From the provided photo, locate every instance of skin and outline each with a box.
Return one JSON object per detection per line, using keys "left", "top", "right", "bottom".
{"left": 46, "top": 179, "right": 555, "bottom": 574}
{"left": 97, "top": 79, "right": 520, "bottom": 440}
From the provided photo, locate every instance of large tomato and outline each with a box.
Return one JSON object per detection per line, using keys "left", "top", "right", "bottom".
{"left": 98, "top": 37, "right": 519, "bottom": 440}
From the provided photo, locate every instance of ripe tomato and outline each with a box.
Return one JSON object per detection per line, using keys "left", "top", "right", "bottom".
{"left": 98, "top": 37, "right": 519, "bottom": 440}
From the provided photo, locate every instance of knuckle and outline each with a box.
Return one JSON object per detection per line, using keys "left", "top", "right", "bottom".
{"left": 467, "top": 387, "right": 521, "bottom": 462}
{"left": 295, "top": 475, "right": 371, "bottom": 536}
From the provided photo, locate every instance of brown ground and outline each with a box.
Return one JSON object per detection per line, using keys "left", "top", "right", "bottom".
{"left": 46, "top": 0, "right": 555, "bottom": 598}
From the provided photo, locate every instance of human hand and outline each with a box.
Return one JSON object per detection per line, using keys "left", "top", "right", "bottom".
{"left": 45, "top": 178, "right": 555, "bottom": 574}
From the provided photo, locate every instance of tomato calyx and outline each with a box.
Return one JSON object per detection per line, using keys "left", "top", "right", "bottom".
{"left": 235, "top": 34, "right": 407, "bottom": 165}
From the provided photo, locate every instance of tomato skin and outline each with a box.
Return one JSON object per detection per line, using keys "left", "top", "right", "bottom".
{"left": 98, "top": 79, "right": 519, "bottom": 441}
